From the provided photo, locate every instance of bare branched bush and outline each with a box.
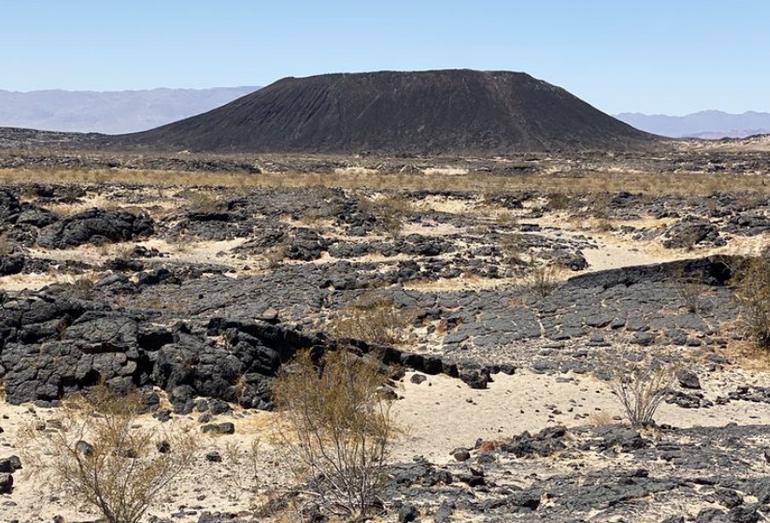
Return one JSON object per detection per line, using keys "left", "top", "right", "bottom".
{"left": 733, "top": 256, "right": 770, "bottom": 349}
{"left": 605, "top": 357, "right": 675, "bottom": 427}
{"left": 327, "top": 293, "right": 416, "bottom": 345}
{"left": 21, "top": 385, "right": 198, "bottom": 523}
{"left": 273, "top": 350, "right": 396, "bottom": 519}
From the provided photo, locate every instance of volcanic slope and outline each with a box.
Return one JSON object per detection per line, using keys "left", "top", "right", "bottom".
{"left": 122, "top": 70, "right": 658, "bottom": 154}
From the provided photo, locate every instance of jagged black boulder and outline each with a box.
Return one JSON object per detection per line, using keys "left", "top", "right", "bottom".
{"left": 37, "top": 208, "right": 154, "bottom": 248}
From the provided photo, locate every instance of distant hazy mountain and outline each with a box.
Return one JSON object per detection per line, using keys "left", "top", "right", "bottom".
{"left": 616, "top": 110, "right": 770, "bottom": 139}
{"left": 0, "top": 86, "right": 259, "bottom": 134}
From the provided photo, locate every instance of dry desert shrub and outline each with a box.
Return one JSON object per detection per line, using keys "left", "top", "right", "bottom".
{"left": 263, "top": 241, "right": 291, "bottom": 269}
{"left": 733, "top": 256, "right": 770, "bottom": 349}
{"left": 55, "top": 272, "right": 102, "bottom": 300}
{"left": 674, "top": 268, "right": 703, "bottom": 314}
{"left": 604, "top": 356, "right": 676, "bottom": 427}
{"left": 21, "top": 385, "right": 198, "bottom": 523}
{"left": 545, "top": 193, "right": 572, "bottom": 212}
{"left": 0, "top": 233, "right": 14, "bottom": 256}
{"left": 295, "top": 188, "right": 343, "bottom": 225}
{"left": 273, "top": 350, "right": 396, "bottom": 518}
{"left": 499, "top": 233, "right": 528, "bottom": 266}
{"left": 589, "top": 411, "right": 616, "bottom": 427}
{"left": 495, "top": 210, "right": 519, "bottom": 227}
{"left": 327, "top": 293, "right": 415, "bottom": 345}
{"left": 222, "top": 438, "right": 262, "bottom": 498}
{"left": 359, "top": 194, "right": 411, "bottom": 237}
{"left": 528, "top": 263, "right": 559, "bottom": 298}
{"left": 583, "top": 192, "right": 611, "bottom": 219}
{"left": 186, "top": 190, "right": 225, "bottom": 213}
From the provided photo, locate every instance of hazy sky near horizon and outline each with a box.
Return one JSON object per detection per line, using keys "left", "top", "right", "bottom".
{"left": 2, "top": 1, "right": 768, "bottom": 115}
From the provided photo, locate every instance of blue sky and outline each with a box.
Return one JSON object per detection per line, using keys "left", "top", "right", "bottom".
{"left": 1, "top": 1, "right": 768, "bottom": 114}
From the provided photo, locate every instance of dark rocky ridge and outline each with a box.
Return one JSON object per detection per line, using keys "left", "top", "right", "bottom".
{"left": 122, "top": 70, "right": 658, "bottom": 154}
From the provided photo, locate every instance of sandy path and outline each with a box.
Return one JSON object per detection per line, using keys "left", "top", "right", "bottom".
{"left": 391, "top": 370, "right": 770, "bottom": 462}
{"left": 581, "top": 238, "right": 664, "bottom": 271}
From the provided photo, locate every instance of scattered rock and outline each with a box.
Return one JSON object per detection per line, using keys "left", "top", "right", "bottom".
{"left": 0, "top": 473, "right": 13, "bottom": 494}
{"left": 677, "top": 369, "right": 702, "bottom": 390}
{"left": 398, "top": 503, "right": 419, "bottom": 523}
{"left": 0, "top": 456, "right": 21, "bottom": 474}
{"left": 201, "top": 422, "right": 235, "bottom": 435}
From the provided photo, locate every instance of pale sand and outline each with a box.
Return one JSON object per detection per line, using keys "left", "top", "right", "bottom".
{"left": 391, "top": 369, "right": 770, "bottom": 461}
{"left": 3, "top": 366, "right": 770, "bottom": 520}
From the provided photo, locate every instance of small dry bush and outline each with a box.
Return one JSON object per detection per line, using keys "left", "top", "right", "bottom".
{"left": 21, "top": 385, "right": 198, "bottom": 523}
{"left": 528, "top": 263, "right": 559, "bottom": 298}
{"left": 273, "top": 350, "right": 396, "bottom": 519}
{"left": 296, "top": 188, "right": 343, "bottom": 225}
{"left": 674, "top": 269, "right": 703, "bottom": 314}
{"left": 545, "top": 193, "right": 572, "bottom": 212}
{"left": 222, "top": 438, "right": 261, "bottom": 499}
{"left": 186, "top": 191, "right": 225, "bottom": 213}
{"left": 59, "top": 272, "right": 102, "bottom": 300}
{"left": 604, "top": 356, "right": 675, "bottom": 427}
{"left": 499, "top": 233, "right": 527, "bottom": 266}
{"left": 360, "top": 194, "right": 411, "bottom": 237}
{"left": 733, "top": 256, "right": 770, "bottom": 349}
{"left": 327, "top": 293, "right": 415, "bottom": 345}
{"left": 584, "top": 193, "right": 610, "bottom": 220}
{"left": 495, "top": 210, "right": 519, "bottom": 228}
{"left": 263, "top": 242, "right": 291, "bottom": 269}
{"left": 589, "top": 411, "right": 616, "bottom": 427}
{"left": 0, "top": 233, "right": 14, "bottom": 256}
{"left": 594, "top": 218, "right": 615, "bottom": 232}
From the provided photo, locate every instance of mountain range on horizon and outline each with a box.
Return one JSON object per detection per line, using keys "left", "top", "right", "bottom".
{"left": 615, "top": 110, "right": 770, "bottom": 139}
{"left": 0, "top": 86, "right": 259, "bottom": 134}
{"left": 0, "top": 82, "right": 767, "bottom": 142}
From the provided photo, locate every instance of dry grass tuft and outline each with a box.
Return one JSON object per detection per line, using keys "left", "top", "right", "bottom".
{"left": 545, "top": 193, "right": 572, "bottom": 211}
{"left": 0, "top": 233, "right": 15, "bottom": 256}
{"left": 589, "top": 411, "right": 617, "bottom": 427}
{"left": 360, "top": 194, "right": 411, "bottom": 237}
{"left": 3, "top": 167, "right": 770, "bottom": 198}
{"left": 499, "top": 233, "right": 528, "bottom": 266}
{"left": 263, "top": 242, "right": 291, "bottom": 269}
{"left": 185, "top": 190, "right": 226, "bottom": 213}
{"left": 328, "top": 292, "right": 416, "bottom": 345}
{"left": 528, "top": 263, "right": 559, "bottom": 298}
{"left": 674, "top": 269, "right": 703, "bottom": 314}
